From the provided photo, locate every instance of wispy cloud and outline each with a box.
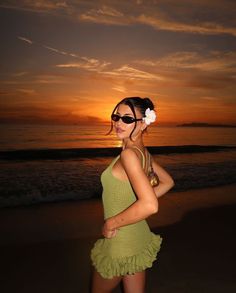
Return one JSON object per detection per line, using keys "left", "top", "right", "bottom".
{"left": 56, "top": 58, "right": 110, "bottom": 72}
{"left": 103, "top": 65, "right": 164, "bottom": 81}
{"left": 17, "top": 36, "right": 77, "bottom": 60}
{"left": 33, "top": 74, "right": 71, "bottom": 84}
{"left": 135, "top": 51, "right": 236, "bottom": 72}
{"left": 4, "top": 1, "right": 236, "bottom": 37}
{"left": 56, "top": 61, "right": 105, "bottom": 71}
{"left": 17, "top": 88, "right": 36, "bottom": 95}
{"left": 0, "top": 0, "right": 68, "bottom": 13}
{"left": 112, "top": 85, "right": 126, "bottom": 93}
{"left": 12, "top": 71, "right": 28, "bottom": 77}
{"left": 80, "top": 5, "right": 127, "bottom": 25}
{"left": 137, "top": 15, "right": 236, "bottom": 37}
{"left": 17, "top": 35, "right": 111, "bottom": 73}
{"left": 79, "top": 2, "right": 236, "bottom": 37}
{"left": 43, "top": 45, "right": 68, "bottom": 55}
{"left": 32, "top": 0, "right": 68, "bottom": 10}
{"left": 200, "top": 96, "right": 220, "bottom": 101}
{"left": 17, "top": 36, "right": 33, "bottom": 44}
{"left": 80, "top": 8, "right": 236, "bottom": 37}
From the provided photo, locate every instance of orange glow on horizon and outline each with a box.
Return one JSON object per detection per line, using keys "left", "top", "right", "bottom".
{"left": 1, "top": 93, "right": 235, "bottom": 126}
{"left": 0, "top": 1, "right": 235, "bottom": 127}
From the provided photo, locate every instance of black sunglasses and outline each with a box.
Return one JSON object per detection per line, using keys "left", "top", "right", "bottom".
{"left": 111, "top": 113, "right": 143, "bottom": 124}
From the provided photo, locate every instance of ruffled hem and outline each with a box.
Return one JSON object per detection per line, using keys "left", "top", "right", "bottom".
{"left": 91, "top": 233, "right": 162, "bottom": 279}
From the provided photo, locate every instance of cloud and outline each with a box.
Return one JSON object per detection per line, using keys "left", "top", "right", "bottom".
{"left": 12, "top": 72, "right": 28, "bottom": 77}
{"left": 17, "top": 36, "right": 33, "bottom": 44}
{"left": 103, "top": 65, "right": 164, "bottom": 81}
{"left": 191, "top": 52, "right": 236, "bottom": 72}
{"left": 200, "top": 96, "right": 220, "bottom": 101}
{"left": 18, "top": 35, "right": 111, "bottom": 73}
{"left": 135, "top": 51, "right": 236, "bottom": 72}
{"left": 33, "top": 74, "right": 71, "bottom": 84}
{"left": 18, "top": 37, "right": 84, "bottom": 66}
{"left": 80, "top": 5, "right": 127, "bottom": 25}
{"left": 4, "top": 1, "right": 236, "bottom": 37}
{"left": 56, "top": 58, "right": 110, "bottom": 72}
{"left": 43, "top": 45, "right": 68, "bottom": 55}
{"left": 78, "top": 2, "right": 236, "bottom": 37}
{"left": 17, "top": 88, "right": 36, "bottom": 95}
{"left": 84, "top": 5, "right": 123, "bottom": 18}
{"left": 137, "top": 14, "right": 236, "bottom": 36}
{"left": 131, "top": 50, "right": 236, "bottom": 92}
{"left": 112, "top": 85, "right": 126, "bottom": 93}
{"left": 1, "top": 0, "right": 68, "bottom": 13}
{"left": 33, "top": 0, "right": 68, "bottom": 10}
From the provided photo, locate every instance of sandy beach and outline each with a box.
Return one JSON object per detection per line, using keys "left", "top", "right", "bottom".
{"left": 0, "top": 184, "right": 236, "bottom": 293}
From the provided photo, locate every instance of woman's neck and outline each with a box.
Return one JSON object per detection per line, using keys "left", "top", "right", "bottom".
{"left": 122, "top": 137, "right": 145, "bottom": 150}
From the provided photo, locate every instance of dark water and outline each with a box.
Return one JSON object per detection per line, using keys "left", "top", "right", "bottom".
{"left": 1, "top": 123, "right": 236, "bottom": 208}
{"left": 0, "top": 145, "right": 236, "bottom": 208}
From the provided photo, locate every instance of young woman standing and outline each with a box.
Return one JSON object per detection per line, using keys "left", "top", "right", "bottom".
{"left": 91, "top": 97, "right": 174, "bottom": 293}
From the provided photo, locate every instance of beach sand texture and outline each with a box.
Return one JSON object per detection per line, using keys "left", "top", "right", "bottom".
{"left": 0, "top": 184, "right": 236, "bottom": 293}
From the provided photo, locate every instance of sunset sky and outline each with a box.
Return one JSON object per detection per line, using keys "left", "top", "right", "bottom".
{"left": 0, "top": 0, "right": 235, "bottom": 126}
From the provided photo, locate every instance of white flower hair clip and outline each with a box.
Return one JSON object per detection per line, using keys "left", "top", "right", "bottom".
{"left": 143, "top": 108, "right": 156, "bottom": 125}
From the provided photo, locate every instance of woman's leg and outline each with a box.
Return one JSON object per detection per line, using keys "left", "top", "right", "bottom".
{"left": 91, "top": 269, "right": 122, "bottom": 293}
{"left": 122, "top": 271, "right": 146, "bottom": 293}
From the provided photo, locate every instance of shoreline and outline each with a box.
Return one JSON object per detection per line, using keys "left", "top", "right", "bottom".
{"left": 0, "top": 183, "right": 236, "bottom": 245}
{"left": 1, "top": 146, "right": 235, "bottom": 209}
{"left": 1, "top": 144, "right": 235, "bottom": 160}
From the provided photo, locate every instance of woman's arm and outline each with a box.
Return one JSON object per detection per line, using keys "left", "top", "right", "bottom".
{"left": 103, "top": 148, "right": 158, "bottom": 237}
{"left": 152, "top": 158, "right": 175, "bottom": 198}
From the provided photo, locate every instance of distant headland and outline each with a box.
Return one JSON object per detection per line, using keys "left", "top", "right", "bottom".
{"left": 176, "top": 122, "right": 236, "bottom": 128}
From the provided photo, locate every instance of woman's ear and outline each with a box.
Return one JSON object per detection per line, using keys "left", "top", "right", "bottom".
{"left": 141, "top": 123, "right": 148, "bottom": 132}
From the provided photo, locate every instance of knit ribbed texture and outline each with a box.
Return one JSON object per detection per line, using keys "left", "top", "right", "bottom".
{"left": 91, "top": 156, "right": 162, "bottom": 279}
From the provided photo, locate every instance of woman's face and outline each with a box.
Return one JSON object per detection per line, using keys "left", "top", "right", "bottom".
{"left": 113, "top": 104, "right": 145, "bottom": 140}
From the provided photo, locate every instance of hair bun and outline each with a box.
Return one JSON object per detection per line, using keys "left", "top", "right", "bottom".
{"left": 143, "top": 97, "right": 154, "bottom": 110}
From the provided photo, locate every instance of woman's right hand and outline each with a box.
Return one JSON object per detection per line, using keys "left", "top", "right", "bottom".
{"left": 102, "top": 221, "right": 118, "bottom": 238}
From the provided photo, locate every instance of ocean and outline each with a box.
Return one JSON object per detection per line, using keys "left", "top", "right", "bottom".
{"left": 0, "top": 124, "right": 236, "bottom": 208}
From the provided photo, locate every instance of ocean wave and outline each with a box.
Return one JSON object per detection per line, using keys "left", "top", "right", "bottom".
{"left": 1, "top": 145, "right": 235, "bottom": 161}
{"left": 0, "top": 148, "right": 236, "bottom": 208}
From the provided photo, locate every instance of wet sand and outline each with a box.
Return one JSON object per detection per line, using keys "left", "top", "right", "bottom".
{"left": 0, "top": 184, "right": 236, "bottom": 293}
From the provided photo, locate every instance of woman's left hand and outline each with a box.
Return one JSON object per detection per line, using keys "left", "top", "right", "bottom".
{"left": 102, "top": 221, "right": 117, "bottom": 238}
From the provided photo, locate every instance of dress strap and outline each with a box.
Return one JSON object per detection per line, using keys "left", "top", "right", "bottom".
{"left": 110, "top": 155, "right": 120, "bottom": 166}
{"left": 147, "top": 152, "right": 151, "bottom": 169}
{"left": 132, "top": 146, "right": 146, "bottom": 169}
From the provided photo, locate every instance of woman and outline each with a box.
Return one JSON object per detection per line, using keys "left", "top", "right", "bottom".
{"left": 91, "top": 97, "right": 174, "bottom": 293}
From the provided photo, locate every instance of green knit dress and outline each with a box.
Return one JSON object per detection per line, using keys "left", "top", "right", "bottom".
{"left": 91, "top": 151, "right": 162, "bottom": 279}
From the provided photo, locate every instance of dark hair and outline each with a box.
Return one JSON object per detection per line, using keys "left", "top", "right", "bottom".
{"left": 107, "top": 97, "right": 155, "bottom": 140}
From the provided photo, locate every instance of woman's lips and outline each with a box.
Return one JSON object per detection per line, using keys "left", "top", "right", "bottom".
{"left": 115, "top": 127, "right": 125, "bottom": 134}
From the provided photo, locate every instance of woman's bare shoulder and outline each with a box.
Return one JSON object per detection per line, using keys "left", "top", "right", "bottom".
{"left": 120, "top": 147, "right": 142, "bottom": 167}
{"left": 120, "top": 147, "right": 138, "bottom": 159}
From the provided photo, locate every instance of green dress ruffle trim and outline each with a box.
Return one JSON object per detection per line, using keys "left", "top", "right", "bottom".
{"left": 91, "top": 233, "right": 162, "bottom": 279}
